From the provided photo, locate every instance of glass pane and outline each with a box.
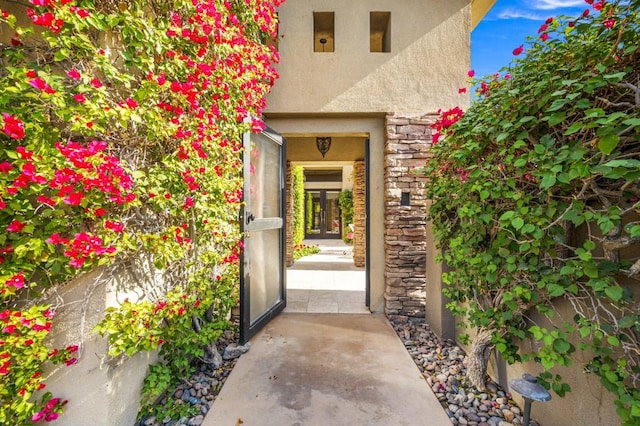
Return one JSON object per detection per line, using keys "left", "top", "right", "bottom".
{"left": 307, "top": 191, "right": 321, "bottom": 235}
{"left": 249, "top": 133, "right": 281, "bottom": 219}
{"left": 249, "top": 228, "right": 282, "bottom": 323}
{"left": 326, "top": 191, "right": 341, "bottom": 234}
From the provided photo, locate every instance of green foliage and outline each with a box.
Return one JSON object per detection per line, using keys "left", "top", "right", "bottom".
{"left": 306, "top": 191, "right": 313, "bottom": 234}
{"left": 338, "top": 189, "right": 354, "bottom": 242}
{"left": 293, "top": 243, "right": 320, "bottom": 260}
{"left": 0, "top": 0, "right": 281, "bottom": 422}
{"left": 424, "top": 1, "right": 640, "bottom": 423}
{"left": 292, "top": 166, "right": 305, "bottom": 246}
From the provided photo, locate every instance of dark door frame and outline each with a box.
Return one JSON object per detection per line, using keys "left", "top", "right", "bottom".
{"left": 239, "top": 126, "right": 287, "bottom": 344}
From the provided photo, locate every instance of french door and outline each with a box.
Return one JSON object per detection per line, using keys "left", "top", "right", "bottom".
{"left": 305, "top": 190, "right": 341, "bottom": 239}
{"left": 239, "top": 127, "right": 286, "bottom": 344}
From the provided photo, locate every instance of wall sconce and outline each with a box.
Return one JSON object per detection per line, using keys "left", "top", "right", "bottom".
{"left": 316, "top": 137, "right": 332, "bottom": 158}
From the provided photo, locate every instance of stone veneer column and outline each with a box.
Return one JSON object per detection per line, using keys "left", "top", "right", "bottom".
{"left": 384, "top": 113, "right": 436, "bottom": 322}
{"left": 285, "top": 161, "right": 294, "bottom": 267}
{"left": 352, "top": 161, "right": 366, "bottom": 267}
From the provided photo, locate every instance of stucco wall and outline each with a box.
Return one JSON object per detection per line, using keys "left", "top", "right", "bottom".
{"left": 41, "top": 268, "right": 156, "bottom": 426}
{"left": 266, "top": 0, "right": 471, "bottom": 114}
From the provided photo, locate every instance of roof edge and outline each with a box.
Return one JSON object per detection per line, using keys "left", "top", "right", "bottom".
{"left": 472, "top": 0, "right": 497, "bottom": 29}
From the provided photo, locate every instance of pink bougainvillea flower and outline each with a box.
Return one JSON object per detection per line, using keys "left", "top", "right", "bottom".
{"left": 593, "top": 1, "right": 605, "bottom": 11}
{"left": 7, "top": 220, "right": 25, "bottom": 233}
{"left": 26, "top": 69, "right": 37, "bottom": 78}
{"left": 458, "top": 87, "right": 467, "bottom": 94}
{"left": 541, "top": 33, "right": 550, "bottom": 42}
{"left": 29, "top": 77, "right": 56, "bottom": 94}
{"left": 94, "top": 208, "right": 107, "bottom": 217}
{"left": 467, "top": 70, "right": 475, "bottom": 78}
{"left": 603, "top": 18, "right": 616, "bottom": 28}
{"left": 66, "top": 344, "right": 78, "bottom": 352}
{"left": 36, "top": 195, "right": 56, "bottom": 205}
{"left": 67, "top": 68, "right": 81, "bottom": 80}
{"left": 73, "top": 93, "right": 86, "bottom": 103}
{"left": 63, "top": 191, "right": 85, "bottom": 206}
{"left": 104, "top": 220, "right": 124, "bottom": 233}
{"left": 2, "top": 113, "right": 25, "bottom": 140}
{"left": 183, "top": 197, "right": 194, "bottom": 209}
{"left": 90, "top": 77, "right": 103, "bottom": 88}
{"left": 15, "top": 146, "right": 33, "bottom": 160}
{"left": 125, "top": 97, "right": 138, "bottom": 108}
{"left": 32, "top": 411, "right": 46, "bottom": 422}
{"left": 75, "top": 8, "right": 90, "bottom": 18}
{"left": 512, "top": 44, "right": 524, "bottom": 56}
{"left": 0, "top": 162, "right": 13, "bottom": 173}
{"left": 46, "top": 233, "right": 68, "bottom": 245}
{"left": 6, "top": 273, "right": 25, "bottom": 289}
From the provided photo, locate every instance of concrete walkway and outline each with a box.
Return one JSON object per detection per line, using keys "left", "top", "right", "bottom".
{"left": 204, "top": 313, "right": 450, "bottom": 426}
{"left": 286, "top": 239, "right": 367, "bottom": 314}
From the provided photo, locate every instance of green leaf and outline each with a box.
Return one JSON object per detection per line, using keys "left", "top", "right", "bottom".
{"left": 564, "top": 122, "right": 584, "bottom": 135}
{"left": 553, "top": 338, "right": 571, "bottom": 354}
{"left": 541, "top": 173, "right": 556, "bottom": 189}
{"left": 548, "top": 283, "right": 565, "bottom": 297}
{"left": 607, "top": 335, "right": 620, "bottom": 347}
{"left": 597, "top": 134, "right": 620, "bottom": 155}
{"left": 605, "top": 286, "right": 623, "bottom": 302}
{"left": 511, "top": 217, "right": 524, "bottom": 230}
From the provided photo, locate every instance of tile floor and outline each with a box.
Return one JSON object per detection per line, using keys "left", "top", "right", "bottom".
{"left": 285, "top": 239, "right": 368, "bottom": 314}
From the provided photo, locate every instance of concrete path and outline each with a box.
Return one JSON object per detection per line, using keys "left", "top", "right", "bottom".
{"left": 286, "top": 239, "right": 367, "bottom": 314}
{"left": 204, "top": 313, "right": 450, "bottom": 426}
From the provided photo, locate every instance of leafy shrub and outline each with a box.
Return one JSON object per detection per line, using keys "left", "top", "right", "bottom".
{"left": 424, "top": 1, "right": 639, "bottom": 423}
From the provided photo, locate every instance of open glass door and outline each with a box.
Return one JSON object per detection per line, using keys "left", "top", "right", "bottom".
{"left": 239, "top": 127, "right": 286, "bottom": 344}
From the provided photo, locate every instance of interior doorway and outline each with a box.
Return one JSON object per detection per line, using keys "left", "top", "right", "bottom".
{"left": 305, "top": 190, "right": 341, "bottom": 239}
{"left": 283, "top": 134, "right": 369, "bottom": 314}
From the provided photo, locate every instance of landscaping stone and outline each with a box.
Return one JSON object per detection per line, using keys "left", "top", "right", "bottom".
{"left": 390, "top": 319, "right": 540, "bottom": 426}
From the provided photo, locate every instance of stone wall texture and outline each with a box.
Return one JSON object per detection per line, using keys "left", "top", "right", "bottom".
{"left": 384, "top": 113, "right": 437, "bottom": 322}
{"left": 352, "top": 161, "right": 366, "bottom": 267}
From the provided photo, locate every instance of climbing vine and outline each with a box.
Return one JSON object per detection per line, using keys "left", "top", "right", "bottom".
{"left": 424, "top": 1, "right": 639, "bottom": 424}
{"left": 0, "top": 0, "right": 282, "bottom": 423}
{"left": 292, "top": 165, "right": 305, "bottom": 246}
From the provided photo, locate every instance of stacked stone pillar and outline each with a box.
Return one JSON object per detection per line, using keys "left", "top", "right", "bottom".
{"left": 384, "top": 113, "right": 436, "bottom": 322}
{"left": 352, "top": 161, "right": 366, "bottom": 267}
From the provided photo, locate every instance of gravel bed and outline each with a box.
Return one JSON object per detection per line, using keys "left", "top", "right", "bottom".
{"left": 390, "top": 319, "right": 540, "bottom": 426}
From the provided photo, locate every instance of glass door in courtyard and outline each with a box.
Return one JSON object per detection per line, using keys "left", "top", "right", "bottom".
{"left": 305, "top": 190, "right": 341, "bottom": 239}
{"left": 239, "top": 127, "right": 286, "bottom": 344}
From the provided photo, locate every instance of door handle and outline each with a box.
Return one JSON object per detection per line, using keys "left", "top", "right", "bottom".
{"left": 246, "top": 213, "right": 255, "bottom": 224}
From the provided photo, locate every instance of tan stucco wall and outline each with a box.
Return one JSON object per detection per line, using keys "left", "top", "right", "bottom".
{"left": 42, "top": 269, "right": 156, "bottom": 426}
{"left": 266, "top": 0, "right": 471, "bottom": 114}
{"left": 266, "top": 116, "right": 385, "bottom": 312}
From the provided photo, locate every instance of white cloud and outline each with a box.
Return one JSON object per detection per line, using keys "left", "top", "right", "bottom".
{"left": 530, "top": 0, "right": 586, "bottom": 10}
{"left": 497, "top": 8, "right": 546, "bottom": 20}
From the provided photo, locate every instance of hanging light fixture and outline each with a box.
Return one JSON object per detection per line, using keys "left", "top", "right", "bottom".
{"left": 316, "top": 136, "right": 332, "bottom": 158}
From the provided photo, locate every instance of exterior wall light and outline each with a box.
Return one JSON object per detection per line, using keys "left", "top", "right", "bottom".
{"left": 508, "top": 373, "right": 551, "bottom": 426}
{"left": 316, "top": 137, "right": 332, "bottom": 157}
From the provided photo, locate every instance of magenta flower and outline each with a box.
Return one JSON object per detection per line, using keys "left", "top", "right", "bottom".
{"left": 513, "top": 44, "right": 524, "bottom": 56}
{"left": 2, "top": 113, "right": 25, "bottom": 140}
{"left": 7, "top": 220, "right": 25, "bottom": 233}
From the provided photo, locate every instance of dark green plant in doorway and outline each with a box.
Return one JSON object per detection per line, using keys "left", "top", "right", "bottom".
{"left": 338, "top": 190, "right": 354, "bottom": 243}
{"left": 292, "top": 166, "right": 305, "bottom": 245}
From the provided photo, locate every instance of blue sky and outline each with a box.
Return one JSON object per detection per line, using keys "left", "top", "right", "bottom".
{"left": 471, "top": 0, "right": 591, "bottom": 78}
